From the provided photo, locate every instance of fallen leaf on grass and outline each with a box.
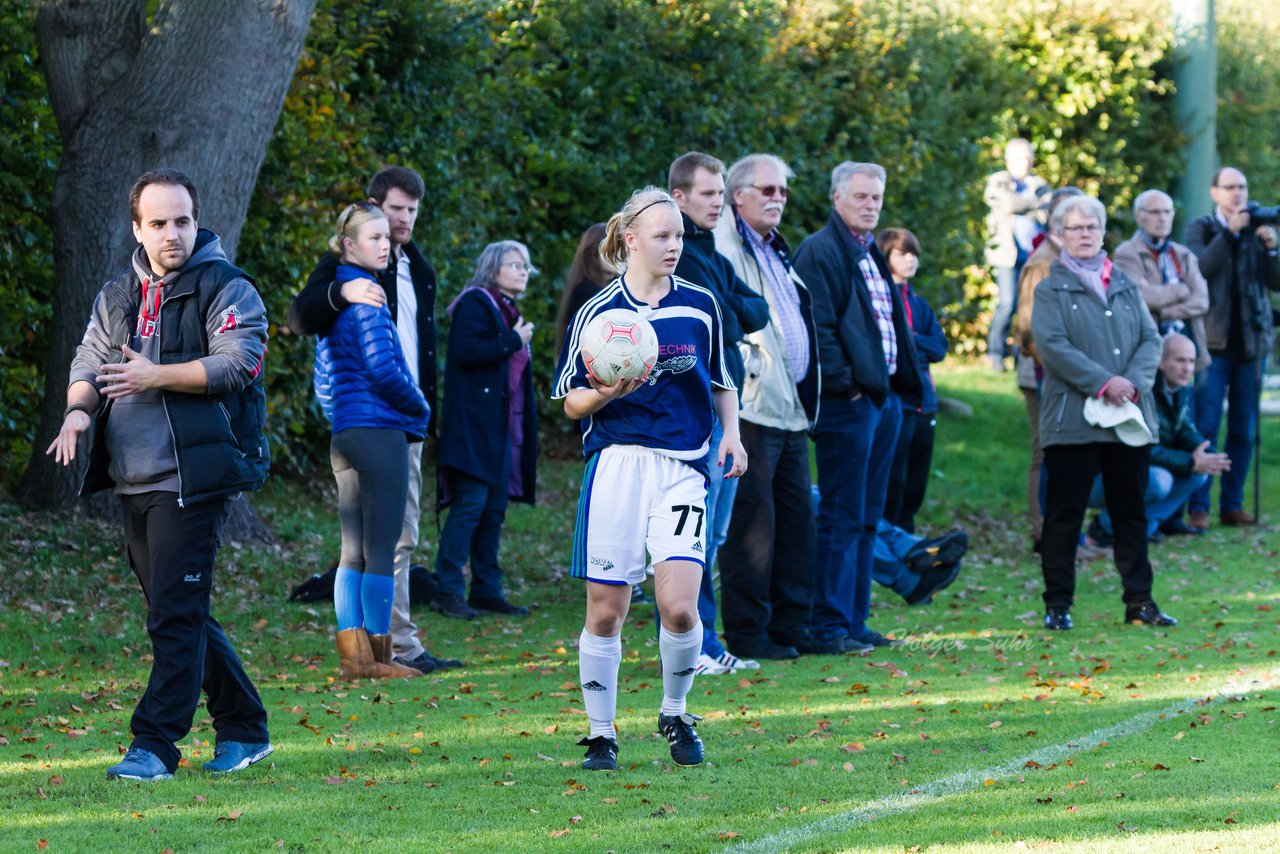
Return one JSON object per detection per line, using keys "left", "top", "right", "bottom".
{"left": 194, "top": 795, "right": 208, "bottom": 803}
{"left": 1189, "top": 756, "right": 1205, "bottom": 763}
{"left": 718, "top": 832, "right": 739, "bottom": 840}
{"left": 549, "top": 828, "right": 571, "bottom": 838}
{"left": 324, "top": 776, "right": 344, "bottom": 785}
{"left": 537, "top": 753, "right": 555, "bottom": 762}
{"left": 1152, "top": 763, "right": 1171, "bottom": 771}
{"left": 37, "top": 842, "right": 49, "bottom": 851}
{"left": 842, "top": 742, "right": 865, "bottom": 752}
{"left": 544, "top": 724, "right": 558, "bottom": 734}
{"left": 217, "top": 810, "right": 243, "bottom": 822}
{"left": 988, "top": 721, "right": 1003, "bottom": 729}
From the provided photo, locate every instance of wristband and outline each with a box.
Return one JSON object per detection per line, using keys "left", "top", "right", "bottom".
{"left": 64, "top": 402, "right": 93, "bottom": 419}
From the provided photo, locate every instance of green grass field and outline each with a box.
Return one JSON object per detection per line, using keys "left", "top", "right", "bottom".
{"left": 2, "top": 363, "right": 1278, "bottom": 853}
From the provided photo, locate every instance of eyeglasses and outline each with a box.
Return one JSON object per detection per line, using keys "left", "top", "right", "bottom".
{"left": 1063, "top": 223, "right": 1102, "bottom": 234}
{"left": 1137, "top": 208, "right": 1174, "bottom": 216}
{"left": 504, "top": 261, "right": 532, "bottom": 273}
{"left": 751, "top": 184, "right": 790, "bottom": 199}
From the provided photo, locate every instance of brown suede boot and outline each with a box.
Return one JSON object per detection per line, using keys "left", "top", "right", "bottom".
{"left": 335, "top": 628, "right": 374, "bottom": 681}
{"left": 368, "top": 634, "right": 423, "bottom": 678}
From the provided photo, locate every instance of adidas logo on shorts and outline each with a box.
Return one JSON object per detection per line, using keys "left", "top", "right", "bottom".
{"left": 690, "top": 541, "right": 703, "bottom": 553}
{"left": 673, "top": 667, "right": 697, "bottom": 677}
{"left": 582, "top": 680, "right": 607, "bottom": 692}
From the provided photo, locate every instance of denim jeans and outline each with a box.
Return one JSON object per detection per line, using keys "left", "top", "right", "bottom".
{"left": 435, "top": 468, "right": 510, "bottom": 602}
{"left": 808, "top": 488, "right": 920, "bottom": 600}
{"left": 810, "top": 392, "right": 902, "bottom": 641}
{"left": 988, "top": 265, "right": 1020, "bottom": 363}
{"left": 1191, "top": 354, "right": 1264, "bottom": 515}
{"left": 1090, "top": 467, "right": 1210, "bottom": 537}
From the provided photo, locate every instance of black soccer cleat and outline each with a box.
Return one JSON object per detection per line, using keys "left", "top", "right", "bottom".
{"left": 577, "top": 736, "right": 619, "bottom": 771}
{"left": 657, "top": 713, "right": 704, "bottom": 767}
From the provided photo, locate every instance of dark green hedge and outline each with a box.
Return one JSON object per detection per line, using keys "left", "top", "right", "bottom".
{"left": 3, "top": 0, "right": 1274, "bottom": 485}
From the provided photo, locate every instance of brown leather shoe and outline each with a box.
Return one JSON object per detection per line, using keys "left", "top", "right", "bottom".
{"left": 1187, "top": 510, "right": 1210, "bottom": 531}
{"left": 1220, "top": 509, "right": 1257, "bottom": 527}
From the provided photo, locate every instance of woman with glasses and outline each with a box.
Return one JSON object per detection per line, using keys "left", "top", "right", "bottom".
{"left": 1030, "top": 194, "right": 1173, "bottom": 631}
{"left": 315, "top": 203, "right": 429, "bottom": 680}
{"left": 431, "top": 241, "right": 539, "bottom": 620}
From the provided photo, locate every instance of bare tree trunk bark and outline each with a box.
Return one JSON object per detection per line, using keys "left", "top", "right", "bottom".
{"left": 16, "top": 0, "right": 315, "bottom": 510}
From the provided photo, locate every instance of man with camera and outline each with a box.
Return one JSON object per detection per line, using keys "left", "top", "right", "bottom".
{"left": 1183, "top": 167, "right": 1280, "bottom": 527}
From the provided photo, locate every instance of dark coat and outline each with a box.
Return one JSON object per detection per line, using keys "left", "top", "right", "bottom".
{"left": 900, "top": 282, "right": 947, "bottom": 414}
{"left": 674, "top": 212, "right": 770, "bottom": 391}
{"left": 437, "top": 288, "right": 537, "bottom": 504}
{"left": 1150, "top": 374, "right": 1209, "bottom": 476}
{"left": 793, "top": 210, "right": 923, "bottom": 407}
{"left": 291, "top": 242, "right": 439, "bottom": 435}
{"left": 1183, "top": 214, "right": 1280, "bottom": 359}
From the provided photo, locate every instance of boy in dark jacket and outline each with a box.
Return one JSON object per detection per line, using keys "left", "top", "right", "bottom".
{"left": 877, "top": 227, "right": 947, "bottom": 533}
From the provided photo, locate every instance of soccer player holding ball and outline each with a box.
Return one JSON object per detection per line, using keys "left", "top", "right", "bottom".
{"left": 553, "top": 186, "right": 748, "bottom": 770}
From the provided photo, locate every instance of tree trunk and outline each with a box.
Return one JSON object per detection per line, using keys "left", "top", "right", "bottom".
{"left": 15, "top": 0, "right": 315, "bottom": 509}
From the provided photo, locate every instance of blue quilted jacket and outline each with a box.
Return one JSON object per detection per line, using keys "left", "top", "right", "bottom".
{"left": 313, "top": 265, "right": 429, "bottom": 439}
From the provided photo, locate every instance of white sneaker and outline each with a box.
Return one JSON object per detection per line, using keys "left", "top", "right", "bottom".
{"left": 694, "top": 652, "right": 733, "bottom": 675}
{"left": 716, "top": 651, "right": 760, "bottom": 671}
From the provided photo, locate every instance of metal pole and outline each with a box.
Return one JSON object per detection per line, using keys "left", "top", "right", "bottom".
{"left": 1171, "top": 0, "right": 1217, "bottom": 219}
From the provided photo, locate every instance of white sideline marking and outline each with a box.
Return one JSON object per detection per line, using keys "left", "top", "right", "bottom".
{"left": 729, "top": 667, "right": 1280, "bottom": 854}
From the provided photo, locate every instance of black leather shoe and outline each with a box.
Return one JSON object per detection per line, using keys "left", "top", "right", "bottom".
{"left": 1044, "top": 608, "right": 1072, "bottom": 630}
{"left": 730, "top": 637, "right": 798, "bottom": 660}
{"left": 1159, "top": 518, "right": 1205, "bottom": 537}
{"left": 430, "top": 593, "right": 477, "bottom": 620}
{"left": 858, "top": 630, "right": 906, "bottom": 648}
{"left": 778, "top": 631, "right": 843, "bottom": 656}
{"left": 1125, "top": 602, "right": 1177, "bottom": 626}
{"left": 469, "top": 597, "right": 529, "bottom": 617}
{"left": 905, "top": 529, "right": 969, "bottom": 573}
{"left": 905, "top": 561, "right": 962, "bottom": 605}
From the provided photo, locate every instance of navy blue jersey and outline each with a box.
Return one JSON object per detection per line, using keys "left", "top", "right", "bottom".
{"left": 553, "top": 274, "right": 734, "bottom": 472}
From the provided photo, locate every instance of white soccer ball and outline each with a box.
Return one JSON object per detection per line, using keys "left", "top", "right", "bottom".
{"left": 580, "top": 308, "right": 660, "bottom": 385}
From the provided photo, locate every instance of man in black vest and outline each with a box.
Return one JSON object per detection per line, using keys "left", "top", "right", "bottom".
{"left": 48, "top": 169, "right": 272, "bottom": 781}
{"left": 290, "top": 166, "right": 460, "bottom": 671}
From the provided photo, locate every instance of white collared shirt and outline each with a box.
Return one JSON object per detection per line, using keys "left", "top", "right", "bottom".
{"left": 395, "top": 249, "right": 419, "bottom": 384}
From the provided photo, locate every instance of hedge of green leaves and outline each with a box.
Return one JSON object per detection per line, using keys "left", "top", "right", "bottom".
{"left": 4, "top": 0, "right": 1278, "bottom": 485}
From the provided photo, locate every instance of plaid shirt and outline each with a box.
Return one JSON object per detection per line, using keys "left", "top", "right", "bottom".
{"left": 745, "top": 223, "right": 810, "bottom": 382}
{"left": 852, "top": 231, "right": 897, "bottom": 375}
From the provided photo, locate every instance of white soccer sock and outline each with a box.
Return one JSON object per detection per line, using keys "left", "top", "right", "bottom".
{"left": 578, "top": 629, "right": 621, "bottom": 740}
{"left": 659, "top": 622, "right": 702, "bottom": 717}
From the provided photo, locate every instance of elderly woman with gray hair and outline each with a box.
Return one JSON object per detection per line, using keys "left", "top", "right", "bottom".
{"left": 1030, "top": 194, "right": 1174, "bottom": 631}
{"left": 430, "top": 241, "right": 539, "bottom": 620}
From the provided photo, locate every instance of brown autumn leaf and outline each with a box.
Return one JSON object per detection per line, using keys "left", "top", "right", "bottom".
{"left": 1025, "top": 760, "right": 1043, "bottom": 769}
{"left": 47, "top": 775, "right": 65, "bottom": 786}
{"left": 843, "top": 742, "right": 866, "bottom": 752}
{"left": 1152, "top": 763, "right": 1171, "bottom": 771}
{"left": 549, "top": 829, "right": 571, "bottom": 838}
{"left": 988, "top": 720, "right": 1003, "bottom": 729}
{"left": 544, "top": 724, "right": 558, "bottom": 734}
{"left": 718, "top": 832, "right": 740, "bottom": 840}
{"left": 217, "top": 810, "right": 244, "bottom": 822}
{"left": 37, "top": 841, "right": 49, "bottom": 851}
{"left": 324, "top": 776, "right": 345, "bottom": 785}
{"left": 194, "top": 795, "right": 208, "bottom": 802}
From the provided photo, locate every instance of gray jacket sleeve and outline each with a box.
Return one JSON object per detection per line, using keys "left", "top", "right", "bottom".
{"left": 1031, "top": 279, "right": 1113, "bottom": 398}
{"left": 200, "top": 277, "right": 268, "bottom": 394}
{"left": 67, "top": 290, "right": 121, "bottom": 391}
